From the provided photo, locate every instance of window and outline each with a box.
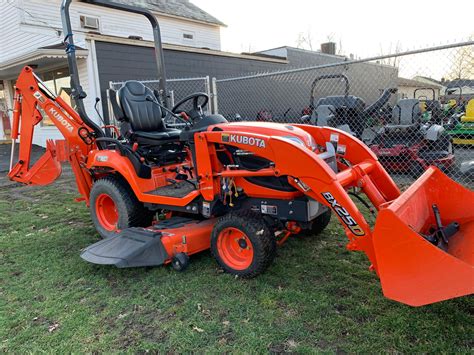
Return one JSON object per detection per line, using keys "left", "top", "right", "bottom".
{"left": 37, "top": 68, "right": 72, "bottom": 126}
{"left": 182, "top": 31, "right": 195, "bottom": 44}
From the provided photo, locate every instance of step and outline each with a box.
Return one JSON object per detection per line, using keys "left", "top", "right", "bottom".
{"left": 147, "top": 180, "right": 197, "bottom": 198}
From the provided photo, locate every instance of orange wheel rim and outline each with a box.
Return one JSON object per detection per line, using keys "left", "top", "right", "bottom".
{"left": 217, "top": 227, "right": 254, "bottom": 270}
{"left": 95, "top": 193, "right": 119, "bottom": 231}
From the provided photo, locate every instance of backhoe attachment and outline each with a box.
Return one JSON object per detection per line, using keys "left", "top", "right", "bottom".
{"left": 9, "top": 139, "right": 62, "bottom": 186}
{"left": 8, "top": 66, "right": 94, "bottom": 197}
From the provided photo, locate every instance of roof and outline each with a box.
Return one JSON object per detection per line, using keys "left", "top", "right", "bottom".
{"left": 109, "top": 0, "right": 226, "bottom": 26}
{"left": 398, "top": 77, "right": 443, "bottom": 89}
{"left": 0, "top": 45, "right": 88, "bottom": 79}
{"left": 86, "top": 32, "right": 289, "bottom": 64}
{"left": 412, "top": 75, "right": 442, "bottom": 85}
{"left": 256, "top": 45, "right": 345, "bottom": 59}
{"left": 40, "top": 43, "right": 87, "bottom": 51}
{"left": 445, "top": 79, "right": 474, "bottom": 89}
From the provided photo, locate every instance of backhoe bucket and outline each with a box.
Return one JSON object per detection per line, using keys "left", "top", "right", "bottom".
{"left": 372, "top": 167, "right": 473, "bottom": 306}
{"left": 8, "top": 140, "right": 62, "bottom": 186}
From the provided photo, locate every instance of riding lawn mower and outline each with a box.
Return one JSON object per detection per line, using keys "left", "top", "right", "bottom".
{"left": 8, "top": 0, "right": 473, "bottom": 307}
{"left": 370, "top": 88, "right": 455, "bottom": 178}
{"left": 302, "top": 76, "right": 455, "bottom": 177}
{"left": 443, "top": 87, "right": 474, "bottom": 146}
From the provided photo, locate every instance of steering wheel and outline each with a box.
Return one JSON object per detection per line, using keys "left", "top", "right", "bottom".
{"left": 171, "top": 92, "right": 209, "bottom": 121}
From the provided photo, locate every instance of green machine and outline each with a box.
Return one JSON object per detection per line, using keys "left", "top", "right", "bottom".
{"left": 444, "top": 87, "right": 474, "bottom": 145}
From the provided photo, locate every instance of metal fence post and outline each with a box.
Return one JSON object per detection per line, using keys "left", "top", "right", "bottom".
{"left": 211, "top": 77, "right": 218, "bottom": 114}
{"left": 105, "top": 88, "right": 116, "bottom": 127}
{"left": 169, "top": 90, "right": 175, "bottom": 108}
{"left": 204, "top": 76, "right": 211, "bottom": 114}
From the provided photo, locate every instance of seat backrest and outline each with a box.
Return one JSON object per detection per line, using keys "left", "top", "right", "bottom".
{"left": 313, "top": 105, "right": 334, "bottom": 126}
{"left": 118, "top": 81, "right": 164, "bottom": 132}
{"left": 463, "top": 99, "right": 474, "bottom": 122}
{"left": 316, "top": 95, "right": 366, "bottom": 110}
{"left": 392, "top": 99, "right": 421, "bottom": 125}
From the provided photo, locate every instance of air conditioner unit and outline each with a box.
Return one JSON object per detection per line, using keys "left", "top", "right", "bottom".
{"left": 80, "top": 15, "right": 100, "bottom": 30}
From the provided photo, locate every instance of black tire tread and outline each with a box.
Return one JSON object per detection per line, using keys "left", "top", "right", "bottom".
{"left": 302, "top": 209, "right": 332, "bottom": 236}
{"left": 90, "top": 176, "right": 154, "bottom": 238}
{"left": 211, "top": 209, "right": 276, "bottom": 278}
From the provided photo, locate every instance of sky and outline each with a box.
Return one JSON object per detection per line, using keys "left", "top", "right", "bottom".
{"left": 192, "top": 0, "right": 473, "bottom": 59}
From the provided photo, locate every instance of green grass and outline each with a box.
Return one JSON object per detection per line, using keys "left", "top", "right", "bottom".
{"left": 0, "top": 176, "right": 473, "bottom": 352}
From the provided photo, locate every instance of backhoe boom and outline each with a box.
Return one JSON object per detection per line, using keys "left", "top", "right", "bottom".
{"left": 8, "top": 66, "right": 94, "bottom": 200}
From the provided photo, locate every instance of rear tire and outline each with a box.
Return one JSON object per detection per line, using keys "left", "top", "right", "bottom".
{"left": 301, "top": 209, "right": 332, "bottom": 236}
{"left": 211, "top": 210, "right": 276, "bottom": 278}
{"left": 90, "top": 176, "right": 154, "bottom": 239}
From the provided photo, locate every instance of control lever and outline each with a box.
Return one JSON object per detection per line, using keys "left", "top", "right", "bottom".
{"left": 170, "top": 167, "right": 189, "bottom": 181}
{"left": 182, "top": 165, "right": 194, "bottom": 179}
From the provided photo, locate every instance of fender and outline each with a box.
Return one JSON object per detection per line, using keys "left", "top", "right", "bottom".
{"left": 86, "top": 150, "right": 200, "bottom": 206}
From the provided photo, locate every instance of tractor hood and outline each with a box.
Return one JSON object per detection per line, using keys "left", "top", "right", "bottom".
{"left": 211, "top": 122, "right": 317, "bottom": 151}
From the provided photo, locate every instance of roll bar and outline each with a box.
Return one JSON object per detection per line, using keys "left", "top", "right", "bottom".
{"left": 310, "top": 74, "right": 350, "bottom": 109}
{"left": 61, "top": 0, "right": 104, "bottom": 140}
{"left": 413, "top": 87, "right": 436, "bottom": 101}
{"left": 60, "top": 0, "right": 169, "bottom": 137}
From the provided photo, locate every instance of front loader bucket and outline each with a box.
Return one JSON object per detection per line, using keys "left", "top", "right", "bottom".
{"left": 373, "top": 167, "right": 473, "bottom": 306}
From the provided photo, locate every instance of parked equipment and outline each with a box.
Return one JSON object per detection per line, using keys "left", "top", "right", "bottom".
{"left": 445, "top": 98, "right": 474, "bottom": 145}
{"left": 413, "top": 87, "right": 442, "bottom": 123}
{"left": 369, "top": 93, "right": 455, "bottom": 178}
{"left": 8, "top": 0, "right": 473, "bottom": 307}
{"left": 303, "top": 74, "right": 397, "bottom": 137}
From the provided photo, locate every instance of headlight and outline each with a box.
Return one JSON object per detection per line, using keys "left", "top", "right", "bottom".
{"left": 282, "top": 136, "right": 305, "bottom": 146}
{"left": 282, "top": 134, "right": 317, "bottom": 152}
{"left": 307, "top": 134, "right": 317, "bottom": 151}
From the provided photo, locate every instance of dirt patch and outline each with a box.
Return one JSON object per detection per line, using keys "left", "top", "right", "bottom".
{"left": 105, "top": 307, "right": 174, "bottom": 348}
{"left": 0, "top": 144, "right": 46, "bottom": 173}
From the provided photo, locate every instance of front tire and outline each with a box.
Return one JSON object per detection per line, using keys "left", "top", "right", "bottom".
{"left": 301, "top": 209, "right": 332, "bottom": 236}
{"left": 90, "top": 176, "right": 154, "bottom": 239}
{"left": 211, "top": 210, "right": 276, "bottom": 278}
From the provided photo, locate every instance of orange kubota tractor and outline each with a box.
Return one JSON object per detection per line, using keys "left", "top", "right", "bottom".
{"left": 8, "top": 0, "right": 473, "bottom": 307}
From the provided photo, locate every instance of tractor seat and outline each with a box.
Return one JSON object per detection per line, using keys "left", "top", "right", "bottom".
{"left": 392, "top": 99, "right": 421, "bottom": 126}
{"left": 114, "top": 81, "right": 180, "bottom": 144}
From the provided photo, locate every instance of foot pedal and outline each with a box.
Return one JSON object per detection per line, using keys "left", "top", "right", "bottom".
{"left": 81, "top": 228, "right": 169, "bottom": 268}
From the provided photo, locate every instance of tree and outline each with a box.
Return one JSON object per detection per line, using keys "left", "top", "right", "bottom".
{"left": 446, "top": 35, "right": 474, "bottom": 80}
{"left": 296, "top": 31, "right": 345, "bottom": 56}
{"left": 377, "top": 41, "right": 403, "bottom": 67}
{"left": 296, "top": 29, "right": 315, "bottom": 51}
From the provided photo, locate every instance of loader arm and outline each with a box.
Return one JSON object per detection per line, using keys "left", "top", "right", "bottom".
{"left": 8, "top": 66, "right": 95, "bottom": 200}
{"left": 197, "top": 126, "right": 399, "bottom": 268}
{"left": 197, "top": 125, "right": 473, "bottom": 305}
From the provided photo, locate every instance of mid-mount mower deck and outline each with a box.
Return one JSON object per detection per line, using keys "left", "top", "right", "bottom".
{"left": 8, "top": 0, "right": 473, "bottom": 307}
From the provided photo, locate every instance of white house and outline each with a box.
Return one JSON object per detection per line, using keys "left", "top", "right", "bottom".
{"left": 0, "top": 0, "right": 225, "bottom": 146}
{"left": 397, "top": 77, "right": 443, "bottom": 101}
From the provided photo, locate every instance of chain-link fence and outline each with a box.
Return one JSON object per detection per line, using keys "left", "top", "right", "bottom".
{"left": 213, "top": 41, "right": 474, "bottom": 188}
{"left": 106, "top": 41, "right": 473, "bottom": 188}
{"left": 108, "top": 76, "right": 211, "bottom": 128}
